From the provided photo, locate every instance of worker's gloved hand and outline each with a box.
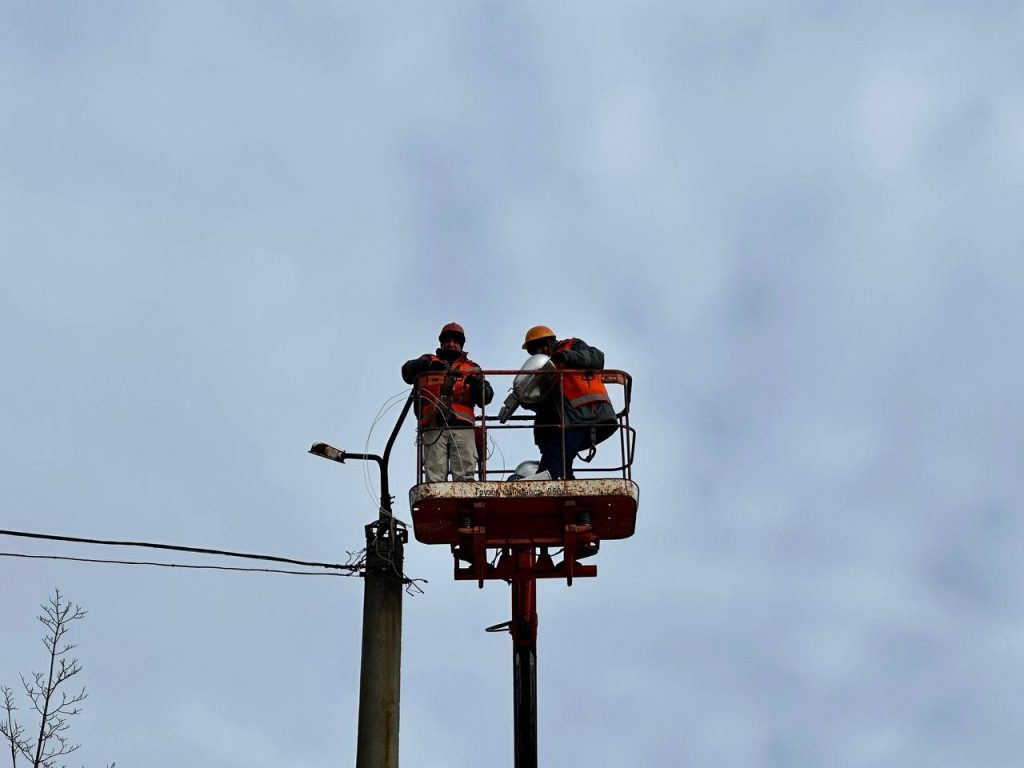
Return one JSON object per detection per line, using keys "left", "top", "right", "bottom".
{"left": 428, "top": 359, "right": 448, "bottom": 371}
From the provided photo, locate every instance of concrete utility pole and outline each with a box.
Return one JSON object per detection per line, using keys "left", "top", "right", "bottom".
{"left": 355, "top": 516, "right": 405, "bottom": 768}
{"left": 311, "top": 392, "right": 413, "bottom": 768}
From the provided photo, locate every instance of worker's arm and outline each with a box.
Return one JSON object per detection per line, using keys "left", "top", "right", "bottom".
{"left": 552, "top": 338, "right": 604, "bottom": 370}
{"left": 401, "top": 355, "right": 445, "bottom": 384}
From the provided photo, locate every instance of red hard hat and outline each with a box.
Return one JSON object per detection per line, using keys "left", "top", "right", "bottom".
{"left": 439, "top": 322, "right": 466, "bottom": 344}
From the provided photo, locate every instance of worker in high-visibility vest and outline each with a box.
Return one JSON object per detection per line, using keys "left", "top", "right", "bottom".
{"left": 518, "top": 325, "right": 617, "bottom": 480}
{"left": 402, "top": 322, "right": 493, "bottom": 482}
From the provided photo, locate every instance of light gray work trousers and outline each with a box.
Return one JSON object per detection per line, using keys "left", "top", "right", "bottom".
{"left": 421, "top": 427, "right": 478, "bottom": 482}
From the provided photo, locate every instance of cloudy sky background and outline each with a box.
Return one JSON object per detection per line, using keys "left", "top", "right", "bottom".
{"left": 2, "top": 1, "right": 1022, "bottom": 766}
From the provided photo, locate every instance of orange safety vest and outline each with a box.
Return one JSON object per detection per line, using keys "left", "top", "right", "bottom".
{"left": 554, "top": 339, "right": 611, "bottom": 409}
{"left": 416, "top": 356, "right": 481, "bottom": 428}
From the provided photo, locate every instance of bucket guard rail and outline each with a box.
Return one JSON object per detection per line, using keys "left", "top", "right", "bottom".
{"left": 409, "top": 367, "right": 637, "bottom": 586}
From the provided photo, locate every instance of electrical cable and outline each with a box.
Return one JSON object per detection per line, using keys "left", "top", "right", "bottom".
{"left": 362, "top": 388, "right": 411, "bottom": 508}
{"left": 488, "top": 429, "right": 507, "bottom": 479}
{"left": 0, "top": 528, "right": 354, "bottom": 572}
{"left": 0, "top": 552, "right": 355, "bottom": 577}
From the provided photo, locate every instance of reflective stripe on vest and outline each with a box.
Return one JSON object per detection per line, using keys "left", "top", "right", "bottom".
{"left": 568, "top": 392, "right": 611, "bottom": 408}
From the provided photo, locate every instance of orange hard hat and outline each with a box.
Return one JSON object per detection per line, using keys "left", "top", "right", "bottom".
{"left": 439, "top": 322, "right": 466, "bottom": 344}
{"left": 522, "top": 325, "right": 556, "bottom": 350}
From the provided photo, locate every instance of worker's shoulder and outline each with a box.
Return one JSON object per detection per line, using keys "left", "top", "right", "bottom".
{"left": 565, "top": 337, "right": 598, "bottom": 350}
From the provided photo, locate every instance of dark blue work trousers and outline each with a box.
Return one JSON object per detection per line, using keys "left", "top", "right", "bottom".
{"left": 537, "top": 427, "right": 592, "bottom": 480}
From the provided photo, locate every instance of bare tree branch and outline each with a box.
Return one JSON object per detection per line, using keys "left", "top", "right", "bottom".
{"left": 1, "top": 685, "right": 30, "bottom": 768}
{"left": 1, "top": 590, "right": 110, "bottom": 768}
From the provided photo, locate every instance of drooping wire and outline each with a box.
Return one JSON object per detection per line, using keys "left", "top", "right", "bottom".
{"left": 404, "top": 577, "right": 428, "bottom": 596}
{"left": 487, "top": 428, "right": 507, "bottom": 478}
{"left": 361, "top": 388, "right": 414, "bottom": 509}
{"left": 413, "top": 388, "right": 483, "bottom": 481}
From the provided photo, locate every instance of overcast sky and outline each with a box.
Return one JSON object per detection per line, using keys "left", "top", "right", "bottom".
{"left": 2, "top": 2, "right": 1023, "bottom": 767}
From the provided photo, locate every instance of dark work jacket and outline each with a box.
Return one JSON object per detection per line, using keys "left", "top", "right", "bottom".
{"left": 521, "top": 338, "right": 617, "bottom": 447}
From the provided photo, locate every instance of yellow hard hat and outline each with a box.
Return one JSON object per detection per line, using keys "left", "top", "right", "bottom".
{"left": 522, "top": 325, "right": 556, "bottom": 350}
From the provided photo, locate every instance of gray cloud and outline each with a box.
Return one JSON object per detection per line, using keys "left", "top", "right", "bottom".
{"left": 2, "top": 2, "right": 1022, "bottom": 766}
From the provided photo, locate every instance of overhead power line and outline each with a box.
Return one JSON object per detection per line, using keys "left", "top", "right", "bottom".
{"left": 0, "top": 552, "right": 355, "bottom": 577}
{"left": 0, "top": 528, "right": 355, "bottom": 572}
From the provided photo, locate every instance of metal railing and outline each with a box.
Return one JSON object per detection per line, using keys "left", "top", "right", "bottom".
{"left": 412, "top": 368, "right": 635, "bottom": 483}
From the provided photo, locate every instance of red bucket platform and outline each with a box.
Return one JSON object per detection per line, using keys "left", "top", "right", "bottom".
{"left": 409, "top": 479, "right": 639, "bottom": 585}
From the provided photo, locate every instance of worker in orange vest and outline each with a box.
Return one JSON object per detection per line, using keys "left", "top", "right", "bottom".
{"left": 402, "top": 322, "right": 493, "bottom": 482}
{"left": 518, "top": 325, "right": 617, "bottom": 480}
